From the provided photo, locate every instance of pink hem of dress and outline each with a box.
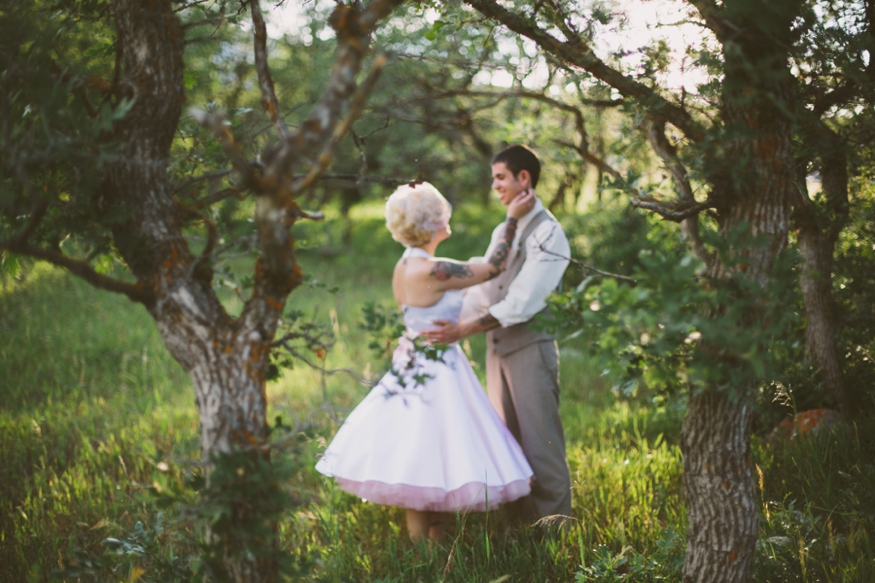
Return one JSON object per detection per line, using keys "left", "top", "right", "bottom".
{"left": 334, "top": 477, "right": 531, "bottom": 512}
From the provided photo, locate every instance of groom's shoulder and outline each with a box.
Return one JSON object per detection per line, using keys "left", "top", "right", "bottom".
{"left": 536, "top": 209, "right": 567, "bottom": 236}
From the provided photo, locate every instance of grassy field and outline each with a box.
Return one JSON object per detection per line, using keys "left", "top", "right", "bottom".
{"left": 1, "top": 203, "right": 873, "bottom": 582}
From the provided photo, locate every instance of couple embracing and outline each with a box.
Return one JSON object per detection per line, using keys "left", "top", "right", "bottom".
{"left": 316, "top": 145, "right": 573, "bottom": 541}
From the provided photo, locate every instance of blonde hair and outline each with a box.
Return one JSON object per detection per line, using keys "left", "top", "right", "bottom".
{"left": 385, "top": 182, "right": 452, "bottom": 247}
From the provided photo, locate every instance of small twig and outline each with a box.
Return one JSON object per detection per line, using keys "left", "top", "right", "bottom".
{"left": 357, "top": 114, "right": 391, "bottom": 141}
{"left": 539, "top": 244, "right": 637, "bottom": 284}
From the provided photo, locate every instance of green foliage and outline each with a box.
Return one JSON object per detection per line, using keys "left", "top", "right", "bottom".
{"left": 191, "top": 450, "right": 303, "bottom": 581}
{"left": 833, "top": 173, "right": 875, "bottom": 409}
{"left": 360, "top": 301, "right": 406, "bottom": 363}
{"left": 552, "top": 230, "right": 798, "bottom": 401}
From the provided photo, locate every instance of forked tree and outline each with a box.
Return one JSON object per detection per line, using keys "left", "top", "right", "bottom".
{"left": 1, "top": 0, "right": 402, "bottom": 580}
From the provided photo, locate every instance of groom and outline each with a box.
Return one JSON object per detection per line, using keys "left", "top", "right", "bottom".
{"left": 423, "top": 145, "right": 573, "bottom": 522}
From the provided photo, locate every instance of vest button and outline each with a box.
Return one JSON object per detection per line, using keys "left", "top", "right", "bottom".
{"left": 498, "top": 285, "right": 504, "bottom": 290}
{"left": 493, "top": 339, "right": 500, "bottom": 344}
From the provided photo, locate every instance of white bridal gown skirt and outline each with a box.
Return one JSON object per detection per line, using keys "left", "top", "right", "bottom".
{"left": 316, "top": 343, "right": 533, "bottom": 512}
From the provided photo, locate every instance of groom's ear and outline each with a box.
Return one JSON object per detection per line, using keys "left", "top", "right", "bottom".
{"left": 518, "top": 169, "right": 531, "bottom": 188}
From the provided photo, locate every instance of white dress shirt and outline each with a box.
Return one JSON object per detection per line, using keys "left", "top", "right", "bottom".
{"left": 461, "top": 198, "right": 570, "bottom": 327}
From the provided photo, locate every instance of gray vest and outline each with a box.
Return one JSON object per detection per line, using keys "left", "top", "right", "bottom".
{"left": 483, "top": 209, "right": 557, "bottom": 357}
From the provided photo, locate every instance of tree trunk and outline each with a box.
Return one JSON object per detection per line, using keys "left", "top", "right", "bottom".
{"left": 681, "top": 390, "right": 758, "bottom": 583}
{"left": 797, "top": 225, "right": 851, "bottom": 413}
{"left": 681, "top": 6, "right": 798, "bottom": 578}
{"left": 106, "top": 2, "right": 284, "bottom": 580}
{"left": 795, "top": 129, "right": 852, "bottom": 414}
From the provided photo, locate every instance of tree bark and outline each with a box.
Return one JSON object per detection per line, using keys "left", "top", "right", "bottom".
{"left": 680, "top": 391, "right": 758, "bottom": 583}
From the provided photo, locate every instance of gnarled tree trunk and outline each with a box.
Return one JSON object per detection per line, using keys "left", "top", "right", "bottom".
{"left": 97, "top": 0, "right": 402, "bottom": 580}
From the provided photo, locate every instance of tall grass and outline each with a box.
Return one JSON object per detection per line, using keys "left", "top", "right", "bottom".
{"left": 1, "top": 202, "right": 872, "bottom": 582}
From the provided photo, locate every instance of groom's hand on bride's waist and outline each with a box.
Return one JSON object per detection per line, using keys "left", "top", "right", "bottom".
{"left": 421, "top": 319, "right": 463, "bottom": 344}
{"left": 422, "top": 313, "right": 501, "bottom": 344}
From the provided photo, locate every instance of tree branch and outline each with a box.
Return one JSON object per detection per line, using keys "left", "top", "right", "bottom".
{"left": 465, "top": 0, "right": 707, "bottom": 142}
{"left": 686, "top": 0, "right": 735, "bottom": 41}
{"left": 251, "top": 1, "right": 288, "bottom": 137}
{"left": 630, "top": 197, "right": 716, "bottom": 221}
{"left": 644, "top": 117, "right": 708, "bottom": 260}
{"left": 260, "top": 0, "right": 404, "bottom": 185}
{"left": 290, "top": 53, "right": 389, "bottom": 195}
{"left": 4, "top": 243, "right": 152, "bottom": 304}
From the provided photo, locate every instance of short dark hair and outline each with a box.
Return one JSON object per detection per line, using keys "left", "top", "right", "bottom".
{"left": 491, "top": 145, "right": 541, "bottom": 188}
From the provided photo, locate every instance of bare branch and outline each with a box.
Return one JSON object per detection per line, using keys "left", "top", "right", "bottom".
{"left": 174, "top": 0, "right": 213, "bottom": 13}
{"left": 644, "top": 117, "right": 708, "bottom": 260}
{"left": 457, "top": 88, "right": 625, "bottom": 108}
{"left": 630, "top": 197, "right": 716, "bottom": 221}
{"left": 251, "top": 1, "right": 288, "bottom": 137}
{"left": 261, "top": 0, "right": 404, "bottom": 185}
{"left": 4, "top": 243, "right": 152, "bottom": 304}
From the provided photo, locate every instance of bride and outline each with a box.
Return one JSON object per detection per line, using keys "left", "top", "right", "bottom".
{"left": 316, "top": 181, "right": 535, "bottom": 542}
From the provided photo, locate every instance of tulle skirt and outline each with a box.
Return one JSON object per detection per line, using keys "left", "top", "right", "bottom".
{"left": 315, "top": 343, "right": 532, "bottom": 512}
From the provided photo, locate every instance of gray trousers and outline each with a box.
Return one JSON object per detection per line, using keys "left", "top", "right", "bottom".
{"left": 486, "top": 339, "right": 573, "bottom": 520}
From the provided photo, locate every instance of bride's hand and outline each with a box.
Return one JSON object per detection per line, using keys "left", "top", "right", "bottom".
{"left": 507, "top": 188, "right": 535, "bottom": 220}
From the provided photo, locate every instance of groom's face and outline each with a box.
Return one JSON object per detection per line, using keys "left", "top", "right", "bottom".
{"left": 491, "top": 162, "right": 528, "bottom": 206}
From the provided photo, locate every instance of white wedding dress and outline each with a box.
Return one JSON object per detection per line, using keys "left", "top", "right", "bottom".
{"left": 315, "top": 247, "right": 532, "bottom": 512}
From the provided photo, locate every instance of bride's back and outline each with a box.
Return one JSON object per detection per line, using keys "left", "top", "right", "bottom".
{"left": 392, "top": 256, "right": 446, "bottom": 309}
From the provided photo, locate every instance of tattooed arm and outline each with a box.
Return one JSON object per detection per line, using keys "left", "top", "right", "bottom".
{"left": 426, "top": 216, "right": 518, "bottom": 288}
{"left": 421, "top": 189, "right": 533, "bottom": 292}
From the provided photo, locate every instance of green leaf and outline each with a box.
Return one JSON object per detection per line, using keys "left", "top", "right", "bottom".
{"left": 112, "top": 97, "right": 135, "bottom": 121}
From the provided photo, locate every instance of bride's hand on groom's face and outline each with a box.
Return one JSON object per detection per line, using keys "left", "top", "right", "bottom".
{"left": 507, "top": 188, "right": 535, "bottom": 220}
